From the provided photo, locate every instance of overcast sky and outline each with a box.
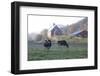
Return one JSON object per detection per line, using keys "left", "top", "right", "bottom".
{"left": 28, "top": 15, "right": 85, "bottom": 34}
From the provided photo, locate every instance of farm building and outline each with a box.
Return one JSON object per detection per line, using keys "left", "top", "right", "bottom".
{"left": 51, "top": 25, "right": 63, "bottom": 36}
{"left": 67, "top": 17, "right": 88, "bottom": 34}
{"left": 66, "top": 17, "right": 88, "bottom": 38}
{"left": 48, "top": 23, "right": 64, "bottom": 40}
{"left": 47, "top": 17, "right": 88, "bottom": 39}
{"left": 70, "top": 30, "right": 88, "bottom": 38}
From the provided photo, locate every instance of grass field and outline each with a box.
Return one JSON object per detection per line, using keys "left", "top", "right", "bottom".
{"left": 28, "top": 38, "right": 88, "bottom": 61}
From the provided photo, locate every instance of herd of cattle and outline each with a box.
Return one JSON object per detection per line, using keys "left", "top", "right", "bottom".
{"left": 44, "top": 40, "right": 69, "bottom": 49}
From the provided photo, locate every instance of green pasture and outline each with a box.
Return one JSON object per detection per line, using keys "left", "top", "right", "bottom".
{"left": 28, "top": 37, "right": 88, "bottom": 61}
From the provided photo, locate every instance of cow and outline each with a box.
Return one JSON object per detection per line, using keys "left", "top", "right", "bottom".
{"left": 44, "top": 40, "right": 52, "bottom": 49}
{"left": 57, "top": 40, "right": 69, "bottom": 48}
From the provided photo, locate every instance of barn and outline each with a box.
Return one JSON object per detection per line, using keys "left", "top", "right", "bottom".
{"left": 48, "top": 23, "right": 64, "bottom": 40}
{"left": 71, "top": 30, "right": 87, "bottom": 38}
{"left": 51, "top": 25, "right": 63, "bottom": 36}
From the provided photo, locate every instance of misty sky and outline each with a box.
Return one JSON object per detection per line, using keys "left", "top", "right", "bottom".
{"left": 28, "top": 15, "right": 85, "bottom": 34}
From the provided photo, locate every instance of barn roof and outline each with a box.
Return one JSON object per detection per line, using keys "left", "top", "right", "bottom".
{"left": 70, "top": 30, "right": 87, "bottom": 36}
{"left": 48, "top": 23, "right": 65, "bottom": 32}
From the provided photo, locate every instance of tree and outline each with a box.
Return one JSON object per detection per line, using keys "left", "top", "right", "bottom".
{"left": 35, "top": 34, "right": 42, "bottom": 41}
{"left": 40, "top": 29, "right": 48, "bottom": 40}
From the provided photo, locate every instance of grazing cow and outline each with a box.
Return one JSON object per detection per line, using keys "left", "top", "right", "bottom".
{"left": 57, "top": 40, "right": 69, "bottom": 48}
{"left": 44, "top": 40, "right": 52, "bottom": 49}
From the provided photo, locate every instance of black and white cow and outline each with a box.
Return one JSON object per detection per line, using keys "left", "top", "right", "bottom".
{"left": 44, "top": 40, "right": 52, "bottom": 49}
{"left": 57, "top": 40, "right": 69, "bottom": 48}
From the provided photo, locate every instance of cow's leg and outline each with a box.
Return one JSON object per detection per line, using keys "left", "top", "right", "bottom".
{"left": 65, "top": 42, "right": 69, "bottom": 48}
{"left": 67, "top": 43, "right": 69, "bottom": 48}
